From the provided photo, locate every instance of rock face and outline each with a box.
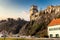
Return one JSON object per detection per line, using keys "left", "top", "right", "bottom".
{"left": 19, "top": 5, "right": 60, "bottom": 38}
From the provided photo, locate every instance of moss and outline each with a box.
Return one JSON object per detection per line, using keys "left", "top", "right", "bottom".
{"left": 57, "top": 15, "right": 60, "bottom": 18}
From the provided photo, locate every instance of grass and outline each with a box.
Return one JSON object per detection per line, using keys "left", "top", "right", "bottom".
{"left": 0, "top": 38, "right": 59, "bottom": 40}
{"left": 0, "top": 38, "right": 34, "bottom": 40}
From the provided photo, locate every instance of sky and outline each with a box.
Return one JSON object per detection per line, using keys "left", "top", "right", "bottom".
{"left": 0, "top": 0, "right": 60, "bottom": 21}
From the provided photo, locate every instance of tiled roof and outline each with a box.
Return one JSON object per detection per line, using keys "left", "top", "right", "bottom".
{"left": 48, "top": 19, "right": 60, "bottom": 26}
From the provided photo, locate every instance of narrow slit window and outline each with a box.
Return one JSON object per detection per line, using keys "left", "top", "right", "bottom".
{"left": 50, "top": 34, "right": 53, "bottom": 38}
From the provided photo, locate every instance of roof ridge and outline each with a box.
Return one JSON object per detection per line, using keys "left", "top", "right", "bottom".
{"left": 48, "top": 18, "right": 60, "bottom": 26}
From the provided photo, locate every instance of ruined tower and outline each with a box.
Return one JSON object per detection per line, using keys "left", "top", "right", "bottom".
{"left": 30, "top": 5, "right": 38, "bottom": 21}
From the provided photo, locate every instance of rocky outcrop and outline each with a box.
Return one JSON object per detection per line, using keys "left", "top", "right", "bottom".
{"left": 19, "top": 5, "right": 60, "bottom": 38}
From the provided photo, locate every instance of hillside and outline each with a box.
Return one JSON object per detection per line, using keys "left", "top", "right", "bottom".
{"left": 0, "top": 5, "right": 60, "bottom": 38}
{"left": 19, "top": 5, "right": 60, "bottom": 38}
{"left": 0, "top": 18, "right": 29, "bottom": 34}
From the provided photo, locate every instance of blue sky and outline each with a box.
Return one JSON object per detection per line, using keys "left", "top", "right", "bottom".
{"left": 0, "top": 0, "right": 60, "bottom": 21}
{"left": 7, "top": 0, "right": 60, "bottom": 10}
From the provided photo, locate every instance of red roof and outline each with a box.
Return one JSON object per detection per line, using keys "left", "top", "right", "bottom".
{"left": 48, "top": 19, "right": 60, "bottom": 26}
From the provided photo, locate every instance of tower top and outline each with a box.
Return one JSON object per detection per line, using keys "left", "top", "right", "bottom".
{"left": 30, "top": 5, "right": 38, "bottom": 21}
{"left": 31, "top": 5, "right": 37, "bottom": 7}
{"left": 30, "top": 5, "right": 38, "bottom": 10}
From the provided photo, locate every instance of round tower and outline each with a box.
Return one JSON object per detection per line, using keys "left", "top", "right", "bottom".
{"left": 30, "top": 5, "right": 38, "bottom": 21}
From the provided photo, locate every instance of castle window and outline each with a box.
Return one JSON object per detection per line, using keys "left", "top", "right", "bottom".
{"left": 50, "top": 34, "right": 53, "bottom": 38}
{"left": 56, "top": 34, "right": 59, "bottom": 38}
{"left": 32, "top": 13, "right": 34, "bottom": 15}
{"left": 35, "top": 15, "right": 37, "bottom": 17}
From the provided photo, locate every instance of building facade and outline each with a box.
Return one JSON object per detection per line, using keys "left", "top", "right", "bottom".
{"left": 48, "top": 19, "right": 60, "bottom": 38}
